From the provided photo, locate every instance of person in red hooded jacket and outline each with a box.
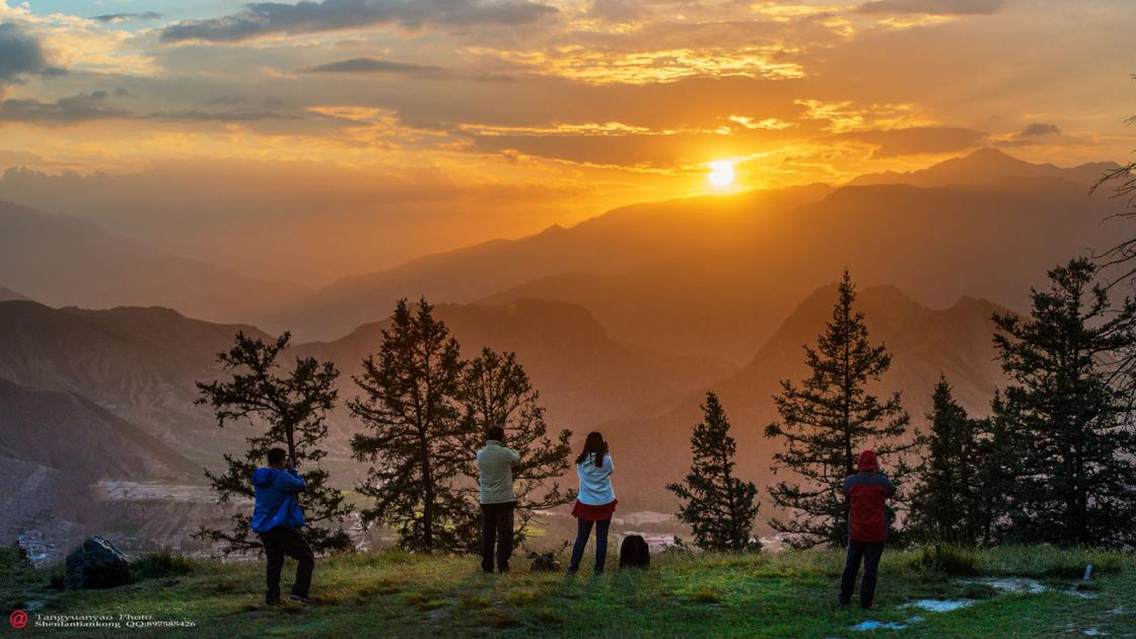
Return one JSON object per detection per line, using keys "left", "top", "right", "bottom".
{"left": 839, "top": 449, "right": 896, "bottom": 609}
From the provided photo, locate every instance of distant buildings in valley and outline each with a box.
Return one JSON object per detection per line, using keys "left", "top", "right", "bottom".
{"left": 17, "top": 529, "right": 53, "bottom": 566}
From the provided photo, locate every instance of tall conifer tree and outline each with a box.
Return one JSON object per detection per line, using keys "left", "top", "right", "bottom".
{"left": 667, "top": 393, "right": 760, "bottom": 551}
{"left": 764, "top": 270, "right": 912, "bottom": 548}
{"left": 350, "top": 298, "right": 472, "bottom": 552}
{"left": 992, "top": 258, "right": 1136, "bottom": 547}
{"left": 457, "top": 348, "right": 574, "bottom": 549}
{"left": 194, "top": 332, "right": 352, "bottom": 554}
{"left": 908, "top": 376, "right": 985, "bottom": 544}
{"left": 974, "top": 390, "right": 1017, "bottom": 545}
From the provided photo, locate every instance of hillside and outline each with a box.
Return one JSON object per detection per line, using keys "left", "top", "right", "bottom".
{"left": 4, "top": 546, "right": 1131, "bottom": 638}
{"left": 299, "top": 299, "right": 734, "bottom": 440}
{"left": 0, "top": 285, "right": 28, "bottom": 302}
{"left": 0, "top": 377, "right": 195, "bottom": 480}
{"left": 593, "top": 285, "right": 1006, "bottom": 512}
{"left": 0, "top": 377, "right": 199, "bottom": 557}
{"left": 0, "top": 300, "right": 269, "bottom": 461}
{"left": 0, "top": 299, "right": 729, "bottom": 463}
{"left": 0, "top": 201, "right": 301, "bottom": 323}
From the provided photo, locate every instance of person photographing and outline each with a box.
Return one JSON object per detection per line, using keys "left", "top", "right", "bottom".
{"left": 251, "top": 447, "right": 315, "bottom": 605}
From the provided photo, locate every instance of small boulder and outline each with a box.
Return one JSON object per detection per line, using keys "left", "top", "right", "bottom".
{"left": 64, "top": 537, "right": 131, "bottom": 589}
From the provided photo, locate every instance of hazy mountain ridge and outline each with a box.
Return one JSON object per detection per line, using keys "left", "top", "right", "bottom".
{"left": 596, "top": 285, "right": 1007, "bottom": 512}
{"left": 481, "top": 173, "right": 1118, "bottom": 364}
{"left": 0, "top": 149, "right": 1122, "bottom": 551}
{"left": 0, "top": 376, "right": 196, "bottom": 480}
{"left": 849, "top": 148, "right": 1119, "bottom": 189}
{"left": 273, "top": 150, "right": 1121, "bottom": 350}
{"left": 298, "top": 299, "right": 735, "bottom": 439}
{"left": 0, "top": 298, "right": 731, "bottom": 465}
{"left": 0, "top": 201, "right": 303, "bottom": 324}
{"left": 0, "top": 300, "right": 271, "bottom": 461}
{"left": 0, "top": 376, "right": 200, "bottom": 553}
{"left": 267, "top": 185, "right": 834, "bottom": 340}
{"left": 0, "top": 285, "right": 28, "bottom": 302}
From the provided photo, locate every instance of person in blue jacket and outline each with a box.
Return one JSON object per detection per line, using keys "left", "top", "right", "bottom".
{"left": 251, "top": 447, "right": 315, "bottom": 604}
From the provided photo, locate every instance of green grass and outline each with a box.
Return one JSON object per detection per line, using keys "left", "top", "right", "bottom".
{"left": 4, "top": 546, "right": 1134, "bottom": 638}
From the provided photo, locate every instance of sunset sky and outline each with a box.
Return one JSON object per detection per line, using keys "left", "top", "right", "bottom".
{"left": 1, "top": 0, "right": 1134, "bottom": 283}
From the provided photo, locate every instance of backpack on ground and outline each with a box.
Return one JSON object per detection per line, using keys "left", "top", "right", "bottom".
{"left": 619, "top": 534, "right": 650, "bottom": 569}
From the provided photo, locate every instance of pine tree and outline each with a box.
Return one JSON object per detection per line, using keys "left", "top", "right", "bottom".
{"left": 667, "top": 393, "right": 760, "bottom": 551}
{"left": 457, "top": 348, "right": 574, "bottom": 549}
{"left": 992, "top": 258, "right": 1136, "bottom": 547}
{"left": 764, "top": 270, "right": 912, "bottom": 548}
{"left": 349, "top": 298, "right": 472, "bottom": 552}
{"left": 976, "top": 391, "right": 1018, "bottom": 545}
{"left": 908, "top": 376, "right": 985, "bottom": 544}
{"left": 194, "top": 331, "right": 352, "bottom": 554}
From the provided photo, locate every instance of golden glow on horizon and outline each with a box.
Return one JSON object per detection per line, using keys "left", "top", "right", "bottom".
{"left": 707, "top": 160, "right": 737, "bottom": 189}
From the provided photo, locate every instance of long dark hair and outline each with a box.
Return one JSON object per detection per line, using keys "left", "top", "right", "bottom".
{"left": 575, "top": 432, "right": 608, "bottom": 468}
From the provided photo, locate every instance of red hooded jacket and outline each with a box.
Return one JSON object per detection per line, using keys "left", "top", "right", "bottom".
{"left": 841, "top": 450, "right": 896, "bottom": 543}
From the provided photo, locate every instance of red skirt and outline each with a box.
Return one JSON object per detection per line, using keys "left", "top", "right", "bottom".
{"left": 571, "top": 499, "right": 617, "bottom": 522}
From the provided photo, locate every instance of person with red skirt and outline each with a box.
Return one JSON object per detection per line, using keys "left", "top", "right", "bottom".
{"left": 568, "top": 431, "right": 617, "bottom": 574}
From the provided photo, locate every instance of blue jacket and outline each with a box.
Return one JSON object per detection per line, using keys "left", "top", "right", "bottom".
{"left": 251, "top": 467, "right": 306, "bottom": 533}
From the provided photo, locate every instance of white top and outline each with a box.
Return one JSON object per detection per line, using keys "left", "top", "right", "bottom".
{"left": 576, "top": 453, "right": 615, "bottom": 505}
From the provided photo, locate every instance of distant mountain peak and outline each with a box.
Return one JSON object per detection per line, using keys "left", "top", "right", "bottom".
{"left": 0, "top": 285, "right": 29, "bottom": 302}
{"left": 849, "top": 148, "right": 1118, "bottom": 189}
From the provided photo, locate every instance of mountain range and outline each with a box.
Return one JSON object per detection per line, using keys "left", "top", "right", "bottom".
{"left": 0, "top": 202, "right": 301, "bottom": 324}
{"left": 270, "top": 149, "right": 1123, "bottom": 365}
{"left": 0, "top": 148, "right": 1127, "bottom": 549}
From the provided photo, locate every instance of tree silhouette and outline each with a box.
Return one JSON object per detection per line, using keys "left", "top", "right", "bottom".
{"left": 457, "top": 348, "right": 574, "bottom": 550}
{"left": 992, "top": 258, "right": 1136, "bottom": 547}
{"left": 764, "top": 270, "right": 913, "bottom": 548}
{"left": 350, "top": 298, "right": 471, "bottom": 552}
{"left": 667, "top": 393, "right": 760, "bottom": 551}
{"left": 194, "top": 331, "right": 352, "bottom": 554}
{"left": 908, "top": 376, "right": 987, "bottom": 544}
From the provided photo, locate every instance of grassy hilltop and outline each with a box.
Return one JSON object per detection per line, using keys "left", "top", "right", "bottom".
{"left": 4, "top": 546, "right": 1134, "bottom": 638}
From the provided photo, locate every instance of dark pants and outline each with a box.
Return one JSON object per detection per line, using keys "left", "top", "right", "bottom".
{"left": 260, "top": 526, "right": 314, "bottom": 604}
{"left": 840, "top": 539, "right": 885, "bottom": 608}
{"left": 568, "top": 518, "right": 611, "bottom": 574}
{"left": 480, "top": 502, "right": 515, "bottom": 573}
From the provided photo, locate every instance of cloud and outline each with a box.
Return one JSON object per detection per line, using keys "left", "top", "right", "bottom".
{"left": 143, "top": 109, "right": 301, "bottom": 122}
{"left": 469, "top": 45, "right": 806, "bottom": 85}
{"left": 300, "top": 57, "right": 443, "bottom": 75}
{"left": 159, "top": 0, "right": 559, "bottom": 43}
{"left": 854, "top": 0, "right": 1004, "bottom": 15}
{"left": 0, "top": 22, "right": 48, "bottom": 85}
{"left": 996, "top": 122, "right": 1077, "bottom": 148}
{"left": 0, "top": 91, "right": 127, "bottom": 124}
{"left": 1015, "top": 123, "right": 1061, "bottom": 138}
{"left": 837, "top": 126, "right": 988, "bottom": 157}
{"left": 89, "top": 12, "right": 163, "bottom": 23}
{"left": 587, "top": 0, "right": 649, "bottom": 24}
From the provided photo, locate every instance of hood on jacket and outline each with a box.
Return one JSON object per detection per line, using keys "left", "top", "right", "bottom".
{"left": 857, "top": 449, "right": 879, "bottom": 472}
{"left": 252, "top": 467, "right": 277, "bottom": 487}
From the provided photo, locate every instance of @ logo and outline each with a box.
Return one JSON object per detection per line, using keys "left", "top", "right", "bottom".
{"left": 9, "top": 609, "right": 28, "bottom": 629}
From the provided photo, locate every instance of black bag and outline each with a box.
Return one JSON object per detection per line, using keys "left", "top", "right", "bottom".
{"left": 619, "top": 534, "right": 650, "bottom": 569}
{"left": 64, "top": 536, "right": 132, "bottom": 589}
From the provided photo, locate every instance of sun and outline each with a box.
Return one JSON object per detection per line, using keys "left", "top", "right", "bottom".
{"left": 707, "top": 160, "right": 736, "bottom": 189}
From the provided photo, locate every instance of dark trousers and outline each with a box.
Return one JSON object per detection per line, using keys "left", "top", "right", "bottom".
{"left": 840, "top": 539, "right": 885, "bottom": 608}
{"left": 568, "top": 518, "right": 611, "bottom": 573}
{"left": 480, "top": 502, "right": 515, "bottom": 573}
{"left": 260, "top": 526, "right": 314, "bottom": 604}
